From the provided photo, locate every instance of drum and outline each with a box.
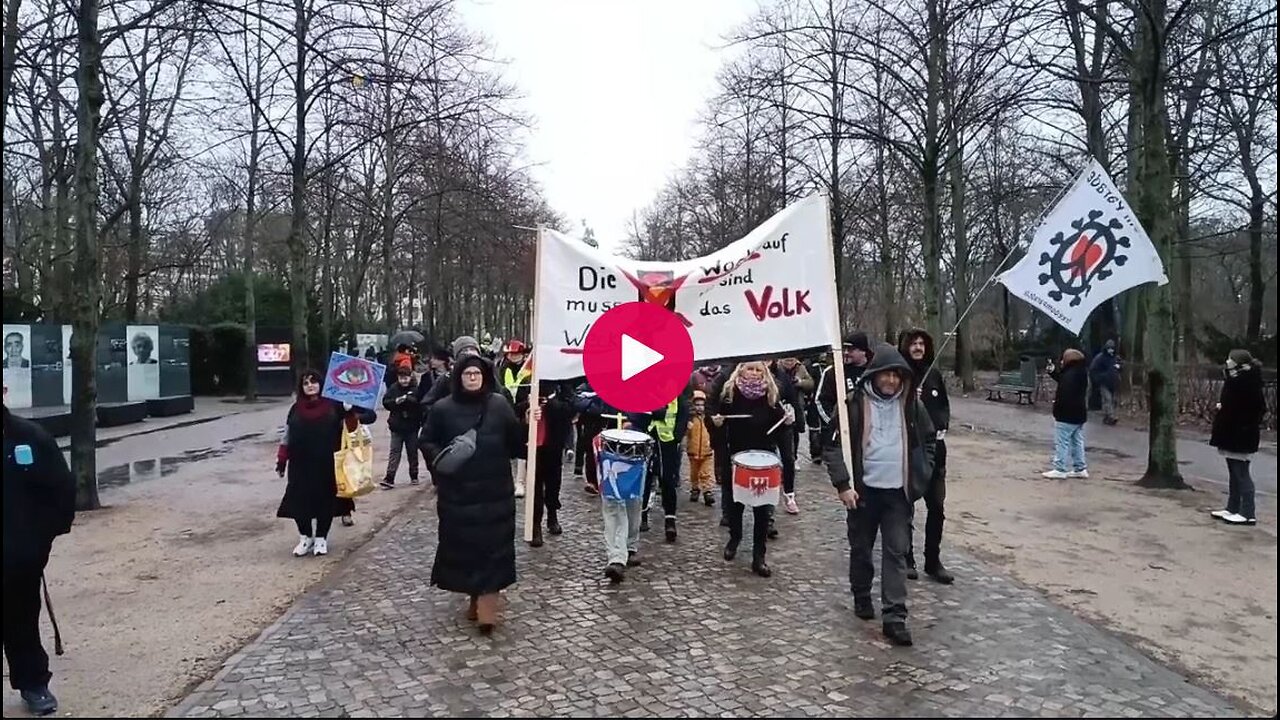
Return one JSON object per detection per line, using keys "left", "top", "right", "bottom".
{"left": 596, "top": 429, "right": 652, "bottom": 501}
{"left": 731, "top": 450, "right": 783, "bottom": 507}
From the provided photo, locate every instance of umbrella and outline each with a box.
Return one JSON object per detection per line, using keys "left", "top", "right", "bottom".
{"left": 389, "top": 329, "right": 425, "bottom": 350}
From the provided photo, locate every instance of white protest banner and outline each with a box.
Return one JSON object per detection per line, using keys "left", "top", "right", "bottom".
{"left": 532, "top": 194, "right": 838, "bottom": 381}
{"left": 998, "top": 159, "right": 1167, "bottom": 335}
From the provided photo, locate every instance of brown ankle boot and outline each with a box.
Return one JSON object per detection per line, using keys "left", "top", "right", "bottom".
{"left": 475, "top": 593, "right": 499, "bottom": 634}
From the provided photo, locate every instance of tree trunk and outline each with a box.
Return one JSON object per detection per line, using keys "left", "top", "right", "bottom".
{"left": 242, "top": 128, "right": 260, "bottom": 401}
{"left": 1132, "top": 0, "right": 1185, "bottom": 489}
{"left": 1245, "top": 195, "right": 1263, "bottom": 340}
{"left": 71, "top": 0, "right": 104, "bottom": 511}
{"left": 921, "top": 0, "right": 944, "bottom": 340}
{"left": 287, "top": 0, "right": 310, "bottom": 378}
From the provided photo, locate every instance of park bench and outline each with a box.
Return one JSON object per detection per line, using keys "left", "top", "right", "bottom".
{"left": 987, "top": 358, "right": 1038, "bottom": 405}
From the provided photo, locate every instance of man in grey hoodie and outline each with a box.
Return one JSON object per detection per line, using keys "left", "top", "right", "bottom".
{"left": 824, "top": 343, "right": 936, "bottom": 646}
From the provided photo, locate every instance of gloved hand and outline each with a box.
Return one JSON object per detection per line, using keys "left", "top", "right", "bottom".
{"left": 275, "top": 460, "right": 287, "bottom": 477}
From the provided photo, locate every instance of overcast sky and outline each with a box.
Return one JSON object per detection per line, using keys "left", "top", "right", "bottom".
{"left": 458, "top": 0, "right": 754, "bottom": 250}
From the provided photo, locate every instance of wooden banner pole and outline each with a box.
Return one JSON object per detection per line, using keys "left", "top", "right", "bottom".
{"left": 522, "top": 229, "right": 544, "bottom": 543}
{"left": 820, "top": 194, "right": 856, "bottom": 494}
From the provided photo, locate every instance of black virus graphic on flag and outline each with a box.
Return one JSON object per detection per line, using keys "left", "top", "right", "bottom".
{"left": 1038, "top": 209, "right": 1130, "bottom": 306}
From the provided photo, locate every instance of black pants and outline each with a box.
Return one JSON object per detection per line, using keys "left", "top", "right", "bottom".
{"left": 715, "top": 444, "right": 733, "bottom": 520}
{"left": 642, "top": 439, "right": 682, "bottom": 517}
{"left": 533, "top": 446, "right": 563, "bottom": 527}
{"left": 907, "top": 439, "right": 946, "bottom": 567}
{"left": 573, "top": 419, "right": 592, "bottom": 474}
{"left": 1226, "top": 458, "right": 1256, "bottom": 519}
{"left": 848, "top": 488, "right": 911, "bottom": 624}
{"left": 807, "top": 424, "right": 824, "bottom": 461}
{"left": 295, "top": 516, "right": 334, "bottom": 538}
{"left": 581, "top": 417, "right": 606, "bottom": 488}
{"left": 384, "top": 430, "right": 419, "bottom": 483}
{"left": 2, "top": 568, "right": 51, "bottom": 691}
{"left": 728, "top": 502, "right": 770, "bottom": 561}
{"left": 777, "top": 429, "right": 797, "bottom": 494}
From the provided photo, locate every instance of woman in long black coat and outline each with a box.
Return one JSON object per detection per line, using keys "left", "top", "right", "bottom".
{"left": 275, "top": 369, "right": 377, "bottom": 557}
{"left": 1209, "top": 350, "right": 1266, "bottom": 525}
{"left": 421, "top": 355, "right": 524, "bottom": 633}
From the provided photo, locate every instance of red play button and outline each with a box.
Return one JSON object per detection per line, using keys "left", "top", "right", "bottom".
{"left": 583, "top": 302, "right": 694, "bottom": 413}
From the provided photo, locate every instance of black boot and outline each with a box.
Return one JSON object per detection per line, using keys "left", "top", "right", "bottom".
{"left": 690, "top": 489, "right": 701, "bottom": 502}
{"left": 664, "top": 516, "right": 677, "bottom": 543}
{"left": 767, "top": 516, "right": 779, "bottom": 539}
{"left": 882, "top": 622, "right": 913, "bottom": 646}
{"left": 925, "top": 559, "right": 955, "bottom": 584}
{"left": 703, "top": 491, "right": 715, "bottom": 507}
{"left": 854, "top": 597, "right": 875, "bottom": 620}
{"left": 627, "top": 551, "right": 642, "bottom": 567}
{"left": 547, "top": 512, "right": 563, "bottom": 536}
{"left": 751, "top": 554, "right": 772, "bottom": 578}
{"left": 723, "top": 539, "right": 739, "bottom": 561}
{"left": 604, "top": 563, "right": 625, "bottom": 584}
{"left": 640, "top": 510, "right": 650, "bottom": 532}
{"left": 528, "top": 525, "right": 544, "bottom": 548}
{"left": 21, "top": 688, "right": 57, "bottom": 716}
{"left": 905, "top": 554, "right": 919, "bottom": 580}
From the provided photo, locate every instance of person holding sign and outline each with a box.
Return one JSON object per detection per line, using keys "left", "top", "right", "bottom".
{"left": 823, "top": 344, "right": 936, "bottom": 647}
{"left": 714, "top": 361, "right": 792, "bottom": 578}
{"left": 276, "top": 370, "right": 377, "bottom": 558}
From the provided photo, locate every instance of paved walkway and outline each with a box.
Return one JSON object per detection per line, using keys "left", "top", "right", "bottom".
{"left": 171, "top": 462, "right": 1239, "bottom": 718}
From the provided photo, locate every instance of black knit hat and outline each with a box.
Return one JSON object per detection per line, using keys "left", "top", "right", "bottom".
{"left": 842, "top": 331, "right": 870, "bottom": 353}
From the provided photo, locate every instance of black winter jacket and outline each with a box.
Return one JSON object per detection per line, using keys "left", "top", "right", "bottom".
{"left": 1210, "top": 362, "right": 1266, "bottom": 454}
{"left": 1050, "top": 357, "right": 1089, "bottom": 425}
{"left": 3, "top": 408, "right": 76, "bottom": 573}
{"left": 382, "top": 380, "right": 423, "bottom": 433}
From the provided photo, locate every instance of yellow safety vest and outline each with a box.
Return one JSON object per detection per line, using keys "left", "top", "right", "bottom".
{"left": 503, "top": 365, "right": 531, "bottom": 397}
{"left": 652, "top": 398, "right": 678, "bottom": 443}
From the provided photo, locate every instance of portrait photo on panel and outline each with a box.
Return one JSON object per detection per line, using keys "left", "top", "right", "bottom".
{"left": 4, "top": 325, "right": 32, "bottom": 369}
{"left": 129, "top": 326, "right": 160, "bottom": 365}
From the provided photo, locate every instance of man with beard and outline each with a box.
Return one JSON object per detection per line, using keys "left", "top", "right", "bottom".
{"left": 897, "top": 328, "right": 954, "bottom": 584}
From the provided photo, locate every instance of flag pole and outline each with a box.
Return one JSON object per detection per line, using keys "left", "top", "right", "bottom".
{"left": 522, "top": 228, "right": 544, "bottom": 544}
{"left": 924, "top": 170, "right": 1082, "bottom": 378}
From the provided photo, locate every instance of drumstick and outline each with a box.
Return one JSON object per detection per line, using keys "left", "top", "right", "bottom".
{"left": 766, "top": 416, "right": 787, "bottom": 436}
{"left": 717, "top": 414, "right": 753, "bottom": 419}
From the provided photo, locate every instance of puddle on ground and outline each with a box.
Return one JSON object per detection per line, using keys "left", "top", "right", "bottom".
{"left": 96, "top": 441, "right": 251, "bottom": 489}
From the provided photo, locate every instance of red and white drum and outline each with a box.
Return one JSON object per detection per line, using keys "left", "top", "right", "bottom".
{"left": 731, "top": 450, "right": 782, "bottom": 507}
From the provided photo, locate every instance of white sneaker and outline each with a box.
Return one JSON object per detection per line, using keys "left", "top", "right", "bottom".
{"left": 1222, "top": 513, "right": 1256, "bottom": 525}
{"left": 1210, "top": 509, "right": 1231, "bottom": 519}
{"left": 514, "top": 480, "right": 526, "bottom": 499}
{"left": 1067, "top": 469, "right": 1089, "bottom": 479}
{"left": 292, "top": 536, "right": 314, "bottom": 557}
{"left": 1041, "top": 470, "right": 1068, "bottom": 479}
{"left": 784, "top": 493, "right": 799, "bottom": 515}
{"left": 313, "top": 537, "right": 329, "bottom": 556}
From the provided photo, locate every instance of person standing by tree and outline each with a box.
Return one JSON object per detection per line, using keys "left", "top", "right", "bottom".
{"left": 824, "top": 344, "right": 936, "bottom": 646}
{"left": 275, "top": 370, "right": 377, "bottom": 556}
{"left": 381, "top": 365, "right": 422, "bottom": 488}
{"left": 1089, "top": 340, "right": 1122, "bottom": 425}
{"left": 1209, "top": 350, "right": 1266, "bottom": 526}
{"left": 1043, "top": 349, "right": 1090, "bottom": 479}
{"left": 898, "top": 328, "right": 954, "bottom": 584}
{"left": 3, "top": 387, "right": 76, "bottom": 716}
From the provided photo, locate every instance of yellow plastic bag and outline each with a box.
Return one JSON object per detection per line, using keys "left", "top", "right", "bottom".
{"left": 334, "top": 425, "right": 375, "bottom": 499}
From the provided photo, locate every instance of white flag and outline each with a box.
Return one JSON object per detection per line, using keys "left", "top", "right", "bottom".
{"left": 997, "top": 159, "right": 1168, "bottom": 335}
{"left": 532, "top": 195, "right": 839, "bottom": 381}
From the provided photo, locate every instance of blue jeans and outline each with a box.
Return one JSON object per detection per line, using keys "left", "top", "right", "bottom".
{"left": 1053, "top": 422, "right": 1087, "bottom": 472}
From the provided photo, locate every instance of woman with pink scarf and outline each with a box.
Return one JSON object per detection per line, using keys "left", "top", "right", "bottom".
{"left": 712, "top": 361, "right": 793, "bottom": 577}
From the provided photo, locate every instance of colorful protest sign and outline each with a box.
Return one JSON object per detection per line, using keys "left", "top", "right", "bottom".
{"left": 321, "top": 352, "right": 386, "bottom": 410}
{"left": 998, "top": 159, "right": 1167, "bottom": 334}
{"left": 532, "top": 194, "right": 839, "bottom": 381}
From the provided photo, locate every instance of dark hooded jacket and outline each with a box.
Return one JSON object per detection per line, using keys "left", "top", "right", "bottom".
{"left": 1210, "top": 359, "right": 1266, "bottom": 455}
{"left": 382, "top": 375, "right": 423, "bottom": 433}
{"left": 421, "top": 355, "right": 521, "bottom": 595}
{"left": 1089, "top": 340, "right": 1121, "bottom": 391}
{"left": 3, "top": 407, "right": 76, "bottom": 573}
{"left": 816, "top": 332, "right": 872, "bottom": 429}
{"left": 1050, "top": 350, "right": 1089, "bottom": 425}
{"left": 535, "top": 379, "right": 576, "bottom": 453}
{"left": 897, "top": 328, "right": 950, "bottom": 432}
{"left": 822, "top": 344, "right": 937, "bottom": 502}
{"left": 419, "top": 336, "right": 500, "bottom": 408}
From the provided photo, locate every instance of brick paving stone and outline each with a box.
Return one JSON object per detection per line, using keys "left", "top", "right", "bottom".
{"left": 170, "top": 463, "right": 1243, "bottom": 718}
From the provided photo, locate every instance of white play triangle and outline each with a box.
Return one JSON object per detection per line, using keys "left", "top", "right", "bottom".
{"left": 620, "top": 334, "right": 663, "bottom": 381}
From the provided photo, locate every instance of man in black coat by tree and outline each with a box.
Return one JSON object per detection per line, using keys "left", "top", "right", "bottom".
{"left": 898, "top": 328, "right": 954, "bottom": 584}
{"left": 3, "top": 388, "right": 76, "bottom": 716}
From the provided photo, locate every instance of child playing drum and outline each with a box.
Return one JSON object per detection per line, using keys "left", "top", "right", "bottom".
{"left": 712, "top": 361, "right": 794, "bottom": 577}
